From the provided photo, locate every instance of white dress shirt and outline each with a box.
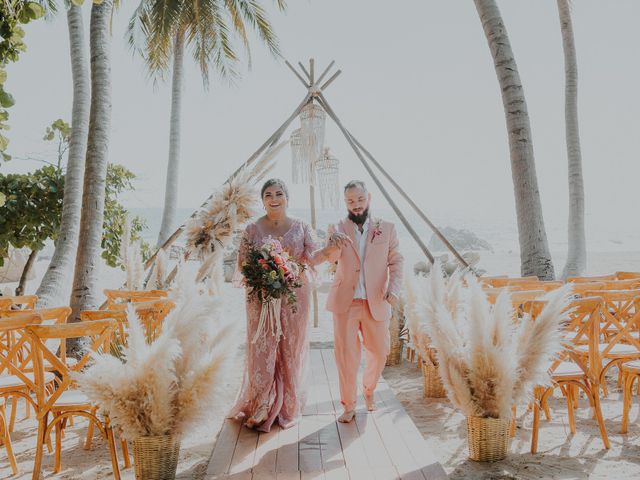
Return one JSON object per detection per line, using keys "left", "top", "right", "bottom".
{"left": 353, "top": 219, "right": 369, "bottom": 299}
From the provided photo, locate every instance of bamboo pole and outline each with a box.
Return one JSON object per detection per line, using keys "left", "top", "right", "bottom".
{"left": 310, "top": 182, "right": 319, "bottom": 328}
{"left": 309, "top": 58, "right": 315, "bottom": 85}
{"left": 315, "top": 95, "right": 435, "bottom": 263}
{"left": 285, "top": 60, "right": 309, "bottom": 88}
{"left": 298, "top": 61, "right": 312, "bottom": 83}
{"left": 320, "top": 70, "right": 342, "bottom": 91}
{"left": 347, "top": 128, "right": 470, "bottom": 269}
{"left": 315, "top": 60, "right": 335, "bottom": 86}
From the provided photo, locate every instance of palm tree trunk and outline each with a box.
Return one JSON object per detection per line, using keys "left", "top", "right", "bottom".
{"left": 473, "top": 0, "right": 555, "bottom": 280}
{"left": 36, "top": 4, "right": 90, "bottom": 307}
{"left": 558, "top": 0, "right": 586, "bottom": 278}
{"left": 156, "top": 31, "right": 185, "bottom": 246}
{"left": 68, "top": 0, "right": 113, "bottom": 343}
{"left": 16, "top": 249, "right": 38, "bottom": 296}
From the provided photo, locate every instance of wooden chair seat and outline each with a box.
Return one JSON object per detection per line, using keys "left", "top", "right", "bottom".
{"left": 0, "top": 372, "right": 55, "bottom": 390}
{"left": 621, "top": 359, "right": 640, "bottom": 372}
{"left": 547, "top": 361, "right": 585, "bottom": 379}
{"left": 49, "top": 390, "right": 92, "bottom": 410}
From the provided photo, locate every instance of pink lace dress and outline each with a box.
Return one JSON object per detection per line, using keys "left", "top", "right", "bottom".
{"left": 228, "top": 218, "right": 323, "bottom": 432}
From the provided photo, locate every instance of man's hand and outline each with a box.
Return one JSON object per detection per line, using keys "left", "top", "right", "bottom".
{"left": 384, "top": 291, "right": 399, "bottom": 307}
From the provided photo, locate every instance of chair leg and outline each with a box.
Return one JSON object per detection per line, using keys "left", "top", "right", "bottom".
{"left": 121, "top": 438, "right": 131, "bottom": 469}
{"left": 32, "top": 414, "right": 47, "bottom": 480}
{"left": 622, "top": 372, "right": 632, "bottom": 434}
{"left": 44, "top": 411, "right": 53, "bottom": 455}
{"left": 565, "top": 387, "right": 576, "bottom": 434}
{"left": 531, "top": 398, "right": 541, "bottom": 454}
{"left": 509, "top": 405, "right": 517, "bottom": 437}
{"left": 0, "top": 409, "right": 18, "bottom": 475}
{"left": 53, "top": 415, "right": 62, "bottom": 473}
{"left": 601, "top": 380, "right": 609, "bottom": 398}
{"left": 542, "top": 396, "right": 552, "bottom": 422}
{"left": 9, "top": 396, "right": 17, "bottom": 433}
{"left": 593, "top": 388, "right": 611, "bottom": 449}
{"left": 105, "top": 425, "right": 121, "bottom": 480}
{"left": 85, "top": 418, "right": 95, "bottom": 449}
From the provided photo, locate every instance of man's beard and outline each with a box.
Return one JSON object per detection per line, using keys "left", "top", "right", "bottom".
{"left": 348, "top": 207, "right": 369, "bottom": 226}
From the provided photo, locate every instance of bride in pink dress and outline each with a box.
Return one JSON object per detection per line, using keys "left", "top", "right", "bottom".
{"left": 229, "top": 178, "right": 348, "bottom": 432}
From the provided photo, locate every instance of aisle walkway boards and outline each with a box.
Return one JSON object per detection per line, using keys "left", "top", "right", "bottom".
{"left": 205, "top": 349, "right": 447, "bottom": 480}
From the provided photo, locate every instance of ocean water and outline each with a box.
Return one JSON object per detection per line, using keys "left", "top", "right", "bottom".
{"left": 129, "top": 206, "right": 640, "bottom": 277}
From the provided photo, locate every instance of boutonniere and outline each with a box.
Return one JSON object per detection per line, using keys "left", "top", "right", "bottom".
{"left": 371, "top": 220, "right": 382, "bottom": 243}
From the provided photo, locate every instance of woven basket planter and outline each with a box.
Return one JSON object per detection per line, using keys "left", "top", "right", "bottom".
{"left": 421, "top": 360, "right": 446, "bottom": 398}
{"left": 386, "top": 338, "right": 403, "bottom": 366}
{"left": 386, "top": 301, "right": 406, "bottom": 367}
{"left": 133, "top": 434, "right": 181, "bottom": 479}
{"left": 466, "top": 416, "right": 509, "bottom": 462}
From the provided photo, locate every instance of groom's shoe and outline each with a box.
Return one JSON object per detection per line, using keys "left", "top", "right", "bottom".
{"left": 338, "top": 410, "right": 356, "bottom": 423}
{"left": 364, "top": 393, "right": 376, "bottom": 412}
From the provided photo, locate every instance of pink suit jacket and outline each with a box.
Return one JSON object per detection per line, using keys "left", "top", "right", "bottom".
{"left": 325, "top": 217, "right": 404, "bottom": 322}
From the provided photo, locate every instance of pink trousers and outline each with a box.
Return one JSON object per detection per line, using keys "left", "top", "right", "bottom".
{"left": 332, "top": 299, "right": 390, "bottom": 411}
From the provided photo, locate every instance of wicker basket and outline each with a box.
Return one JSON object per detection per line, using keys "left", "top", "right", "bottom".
{"left": 466, "top": 416, "right": 509, "bottom": 462}
{"left": 133, "top": 434, "right": 181, "bottom": 479}
{"left": 421, "top": 360, "right": 446, "bottom": 398}
{"left": 386, "top": 300, "right": 406, "bottom": 366}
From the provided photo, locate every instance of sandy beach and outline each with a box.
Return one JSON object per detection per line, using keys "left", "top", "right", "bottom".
{"left": 2, "top": 249, "right": 640, "bottom": 478}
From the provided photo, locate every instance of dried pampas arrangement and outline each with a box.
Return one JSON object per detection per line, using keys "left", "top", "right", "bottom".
{"left": 420, "top": 263, "right": 570, "bottom": 419}
{"left": 76, "top": 276, "right": 235, "bottom": 439}
{"left": 184, "top": 145, "right": 284, "bottom": 284}
{"left": 146, "top": 248, "right": 169, "bottom": 290}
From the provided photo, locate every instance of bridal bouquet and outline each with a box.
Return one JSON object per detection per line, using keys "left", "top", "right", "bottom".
{"left": 241, "top": 238, "right": 305, "bottom": 343}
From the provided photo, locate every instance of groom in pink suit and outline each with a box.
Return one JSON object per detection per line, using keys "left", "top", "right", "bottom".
{"left": 325, "top": 180, "right": 404, "bottom": 423}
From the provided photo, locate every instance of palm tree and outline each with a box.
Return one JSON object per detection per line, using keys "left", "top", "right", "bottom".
{"left": 68, "top": 0, "right": 113, "bottom": 346}
{"left": 473, "top": 0, "right": 555, "bottom": 280}
{"left": 127, "top": 0, "right": 283, "bottom": 246}
{"left": 36, "top": 3, "right": 90, "bottom": 307}
{"left": 557, "top": 0, "right": 586, "bottom": 278}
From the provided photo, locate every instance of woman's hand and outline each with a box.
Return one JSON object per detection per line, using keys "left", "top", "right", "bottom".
{"left": 329, "top": 232, "right": 351, "bottom": 249}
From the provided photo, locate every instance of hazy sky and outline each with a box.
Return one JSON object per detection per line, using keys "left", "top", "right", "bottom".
{"left": 5, "top": 0, "right": 640, "bottom": 248}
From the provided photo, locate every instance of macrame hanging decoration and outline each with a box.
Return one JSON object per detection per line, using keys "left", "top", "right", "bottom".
{"left": 298, "top": 103, "right": 326, "bottom": 185}
{"left": 315, "top": 147, "right": 340, "bottom": 209}
{"left": 290, "top": 128, "right": 306, "bottom": 184}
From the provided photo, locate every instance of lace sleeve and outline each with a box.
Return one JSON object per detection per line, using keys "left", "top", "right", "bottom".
{"left": 302, "top": 221, "right": 325, "bottom": 267}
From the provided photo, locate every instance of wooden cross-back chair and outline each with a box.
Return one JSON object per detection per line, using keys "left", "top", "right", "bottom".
{"left": 525, "top": 298, "right": 610, "bottom": 453}
{"left": 575, "top": 290, "right": 640, "bottom": 393}
{"left": 0, "top": 307, "right": 72, "bottom": 431}
{"left": 26, "top": 319, "right": 121, "bottom": 479}
{"left": 481, "top": 276, "right": 540, "bottom": 288}
{"left": 569, "top": 282, "right": 606, "bottom": 296}
{"left": 107, "top": 299, "right": 175, "bottom": 341}
{"left": 507, "top": 281, "right": 563, "bottom": 293}
{"left": 597, "top": 279, "right": 640, "bottom": 291}
{"left": 567, "top": 274, "right": 617, "bottom": 283}
{"left": 0, "top": 299, "right": 13, "bottom": 311}
{"left": 103, "top": 289, "right": 168, "bottom": 310}
{"left": 0, "top": 295, "right": 38, "bottom": 310}
{"left": 616, "top": 271, "right": 640, "bottom": 281}
{"left": 0, "top": 313, "right": 44, "bottom": 475}
{"left": 485, "top": 290, "right": 547, "bottom": 320}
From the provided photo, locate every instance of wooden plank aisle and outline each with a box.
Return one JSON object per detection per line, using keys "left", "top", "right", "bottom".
{"left": 205, "top": 348, "right": 447, "bottom": 480}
